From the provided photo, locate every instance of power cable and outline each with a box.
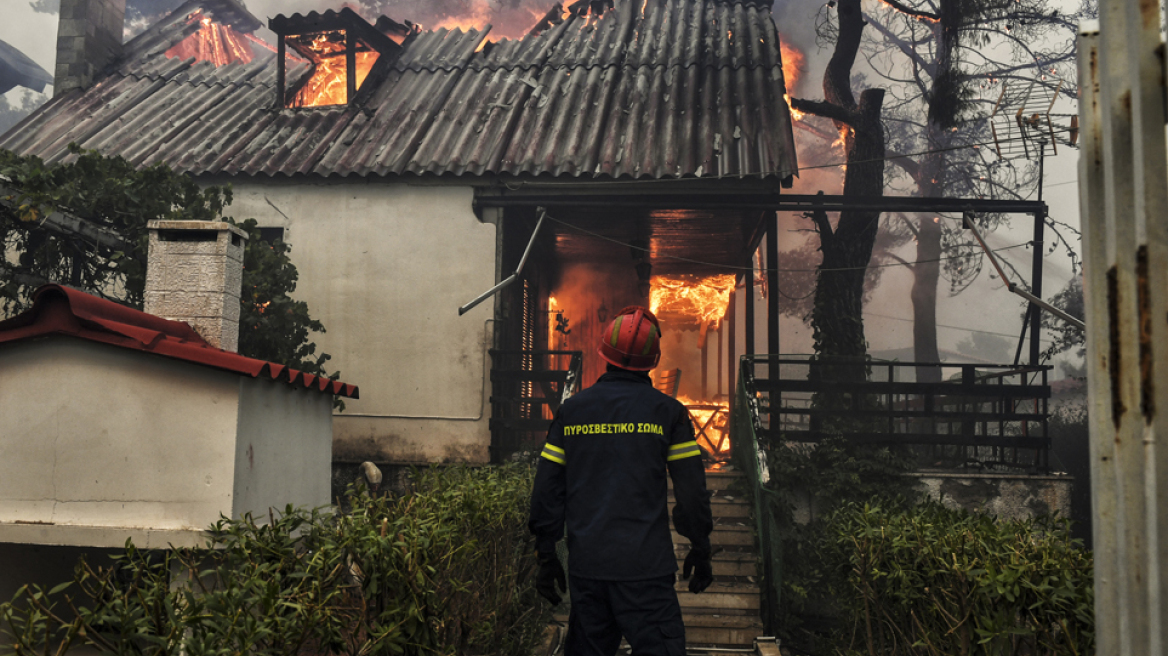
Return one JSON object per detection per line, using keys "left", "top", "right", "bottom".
{"left": 508, "top": 125, "right": 1080, "bottom": 189}
{"left": 542, "top": 211, "right": 1033, "bottom": 273}
{"left": 863, "top": 311, "right": 1054, "bottom": 344}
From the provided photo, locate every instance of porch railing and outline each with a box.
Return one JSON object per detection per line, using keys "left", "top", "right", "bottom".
{"left": 488, "top": 349, "right": 582, "bottom": 463}
{"left": 730, "top": 362, "right": 784, "bottom": 636}
{"left": 729, "top": 355, "right": 1055, "bottom": 635}
{"left": 748, "top": 356, "right": 1053, "bottom": 471}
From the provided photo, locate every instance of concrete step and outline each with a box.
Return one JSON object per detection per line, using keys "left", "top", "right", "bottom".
{"left": 670, "top": 470, "right": 744, "bottom": 492}
{"left": 673, "top": 522, "right": 754, "bottom": 548}
{"left": 669, "top": 496, "right": 751, "bottom": 519}
{"left": 672, "top": 547, "right": 758, "bottom": 577}
{"left": 676, "top": 582, "right": 760, "bottom": 611}
{"left": 682, "top": 612, "right": 765, "bottom": 647}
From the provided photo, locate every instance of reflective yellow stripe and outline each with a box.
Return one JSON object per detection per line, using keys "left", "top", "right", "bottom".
{"left": 541, "top": 444, "right": 566, "bottom": 465}
{"left": 641, "top": 325, "right": 657, "bottom": 355}
{"left": 667, "top": 442, "right": 701, "bottom": 461}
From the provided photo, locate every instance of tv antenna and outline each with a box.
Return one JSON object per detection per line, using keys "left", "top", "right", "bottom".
{"left": 989, "top": 77, "right": 1079, "bottom": 160}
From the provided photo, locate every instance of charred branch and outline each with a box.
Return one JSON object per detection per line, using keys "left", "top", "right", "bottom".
{"left": 877, "top": 0, "right": 941, "bottom": 22}
{"left": 790, "top": 97, "right": 857, "bottom": 126}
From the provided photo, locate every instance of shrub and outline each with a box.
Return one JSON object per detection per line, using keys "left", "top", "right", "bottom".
{"left": 0, "top": 463, "right": 547, "bottom": 656}
{"left": 825, "top": 501, "right": 1094, "bottom": 656}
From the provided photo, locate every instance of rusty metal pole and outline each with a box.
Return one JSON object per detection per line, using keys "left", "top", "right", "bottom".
{"left": 1080, "top": 0, "right": 1168, "bottom": 646}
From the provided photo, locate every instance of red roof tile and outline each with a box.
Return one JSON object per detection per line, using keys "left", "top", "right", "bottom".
{"left": 0, "top": 285, "right": 358, "bottom": 399}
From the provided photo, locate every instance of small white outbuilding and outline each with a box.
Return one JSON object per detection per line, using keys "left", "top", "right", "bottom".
{"left": 0, "top": 223, "right": 358, "bottom": 601}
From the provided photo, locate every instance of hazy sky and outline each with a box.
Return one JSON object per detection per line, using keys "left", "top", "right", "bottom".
{"left": 0, "top": 0, "right": 1085, "bottom": 365}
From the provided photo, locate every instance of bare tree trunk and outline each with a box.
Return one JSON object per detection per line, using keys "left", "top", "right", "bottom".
{"left": 792, "top": 0, "right": 885, "bottom": 384}
{"left": 908, "top": 0, "right": 960, "bottom": 383}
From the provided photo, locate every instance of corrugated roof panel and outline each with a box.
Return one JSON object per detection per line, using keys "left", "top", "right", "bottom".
{"left": 1, "top": 0, "right": 797, "bottom": 183}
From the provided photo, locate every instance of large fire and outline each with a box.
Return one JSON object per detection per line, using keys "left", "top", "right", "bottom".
{"left": 649, "top": 274, "right": 737, "bottom": 327}
{"left": 678, "top": 396, "right": 731, "bottom": 454}
{"left": 780, "top": 40, "right": 804, "bottom": 92}
{"left": 165, "top": 11, "right": 258, "bottom": 65}
{"left": 288, "top": 31, "right": 380, "bottom": 108}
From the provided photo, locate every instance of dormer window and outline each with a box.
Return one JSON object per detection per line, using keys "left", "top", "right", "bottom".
{"left": 270, "top": 9, "right": 401, "bottom": 109}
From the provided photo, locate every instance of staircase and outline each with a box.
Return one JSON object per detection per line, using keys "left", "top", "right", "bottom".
{"left": 548, "top": 469, "right": 767, "bottom": 654}
{"left": 670, "top": 469, "right": 765, "bottom": 649}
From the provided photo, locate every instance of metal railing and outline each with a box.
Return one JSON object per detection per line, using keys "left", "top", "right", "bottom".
{"left": 730, "top": 362, "right": 784, "bottom": 636}
{"left": 729, "top": 355, "right": 1055, "bottom": 635}
{"left": 747, "top": 356, "right": 1053, "bottom": 471}
{"left": 488, "top": 349, "right": 582, "bottom": 462}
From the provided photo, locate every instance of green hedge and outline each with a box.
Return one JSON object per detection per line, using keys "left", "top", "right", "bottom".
{"left": 0, "top": 464, "right": 546, "bottom": 656}
{"left": 825, "top": 501, "right": 1093, "bottom": 656}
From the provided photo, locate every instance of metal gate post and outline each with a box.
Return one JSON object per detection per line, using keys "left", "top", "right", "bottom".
{"left": 1080, "top": 0, "right": 1168, "bottom": 648}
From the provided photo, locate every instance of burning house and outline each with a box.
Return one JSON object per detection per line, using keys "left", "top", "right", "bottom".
{"left": 1, "top": 0, "right": 799, "bottom": 471}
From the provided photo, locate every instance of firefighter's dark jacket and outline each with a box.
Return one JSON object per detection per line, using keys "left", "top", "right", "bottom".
{"left": 528, "top": 369, "right": 713, "bottom": 581}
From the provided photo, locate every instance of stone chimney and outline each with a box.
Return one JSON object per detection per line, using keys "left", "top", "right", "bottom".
{"left": 145, "top": 221, "right": 248, "bottom": 352}
{"left": 54, "top": 0, "right": 127, "bottom": 96}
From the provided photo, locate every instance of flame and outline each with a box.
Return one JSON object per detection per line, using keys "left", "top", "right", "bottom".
{"left": 289, "top": 30, "right": 380, "bottom": 108}
{"left": 649, "top": 274, "right": 737, "bottom": 327}
{"left": 165, "top": 10, "right": 254, "bottom": 65}
{"left": 678, "top": 396, "right": 731, "bottom": 454}
{"left": 780, "top": 39, "right": 804, "bottom": 92}
{"left": 785, "top": 94, "right": 804, "bottom": 120}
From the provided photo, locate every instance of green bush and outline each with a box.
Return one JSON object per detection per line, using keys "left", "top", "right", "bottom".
{"left": 0, "top": 464, "right": 547, "bottom": 656}
{"left": 825, "top": 501, "right": 1093, "bottom": 656}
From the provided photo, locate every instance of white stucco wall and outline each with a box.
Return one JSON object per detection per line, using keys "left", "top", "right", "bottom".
{"left": 0, "top": 338, "right": 240, "bottom": 543}
{"left": 233, "top": 378, "right": 333, "bottom": 517}
{"left": 222, "top": 180, "right": 497, "bottom": 464}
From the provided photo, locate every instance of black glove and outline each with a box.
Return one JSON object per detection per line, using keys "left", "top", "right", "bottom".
{"left": 536, "top": 552, "right": 567, "bottom": 605}
{"left": 682, "top": 546, "right": 713, "bottom": 594}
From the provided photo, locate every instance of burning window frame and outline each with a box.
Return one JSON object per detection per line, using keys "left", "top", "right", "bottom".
{"left": 269, "top": 9, "right": 406, "bottom": 109}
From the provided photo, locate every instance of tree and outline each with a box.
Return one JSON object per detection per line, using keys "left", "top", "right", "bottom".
{"left": 1040, "top": 274, "right": 1084, "bottom": 362}
{"left": 812, "top": 0, "right": 1084, "bottom": 380}
{"left": 787, "top": 0, "right": 886, "bottom": 382}
{"left": 0, "top": 146, "right": 335, "bottom": 378}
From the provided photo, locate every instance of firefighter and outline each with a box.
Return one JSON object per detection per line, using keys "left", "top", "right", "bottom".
{"left": 529, "top": 305, "right": 714, "bottom": 656}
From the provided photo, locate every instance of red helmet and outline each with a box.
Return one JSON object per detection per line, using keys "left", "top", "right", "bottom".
{"left": 598, "top": 306, "right": 662, "bottom": 371}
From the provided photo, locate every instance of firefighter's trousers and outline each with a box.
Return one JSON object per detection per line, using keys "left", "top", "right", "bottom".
{"left": 565, "top": 574, "right": 685, "bottom": 656}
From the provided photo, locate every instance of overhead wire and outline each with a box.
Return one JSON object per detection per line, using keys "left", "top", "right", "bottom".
{"left": 506, "top": 124, "right": 1080, "bottom": 188}
{"left": 541, "top": 211, "right": 1034, "bottom": 274}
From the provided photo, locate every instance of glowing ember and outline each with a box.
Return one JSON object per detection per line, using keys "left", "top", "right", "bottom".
{"left": 678, "top": 396, "right": 731, "bottom": 454}
{"left": 649, "top": 274, "right": 737, "bottom": 327}
{"left": 288, "top": 30, "right": 380, "bottom": 108}
{"left": 165, "top": 11, "right": 255, "bottom": 65}
{"left": 780, "top": 40, "right": 804, "bottom": 92}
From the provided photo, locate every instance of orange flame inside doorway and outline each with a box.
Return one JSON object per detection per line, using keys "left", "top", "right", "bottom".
{"left": 648, "top": 274, "right": 736, "bottom": 461}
